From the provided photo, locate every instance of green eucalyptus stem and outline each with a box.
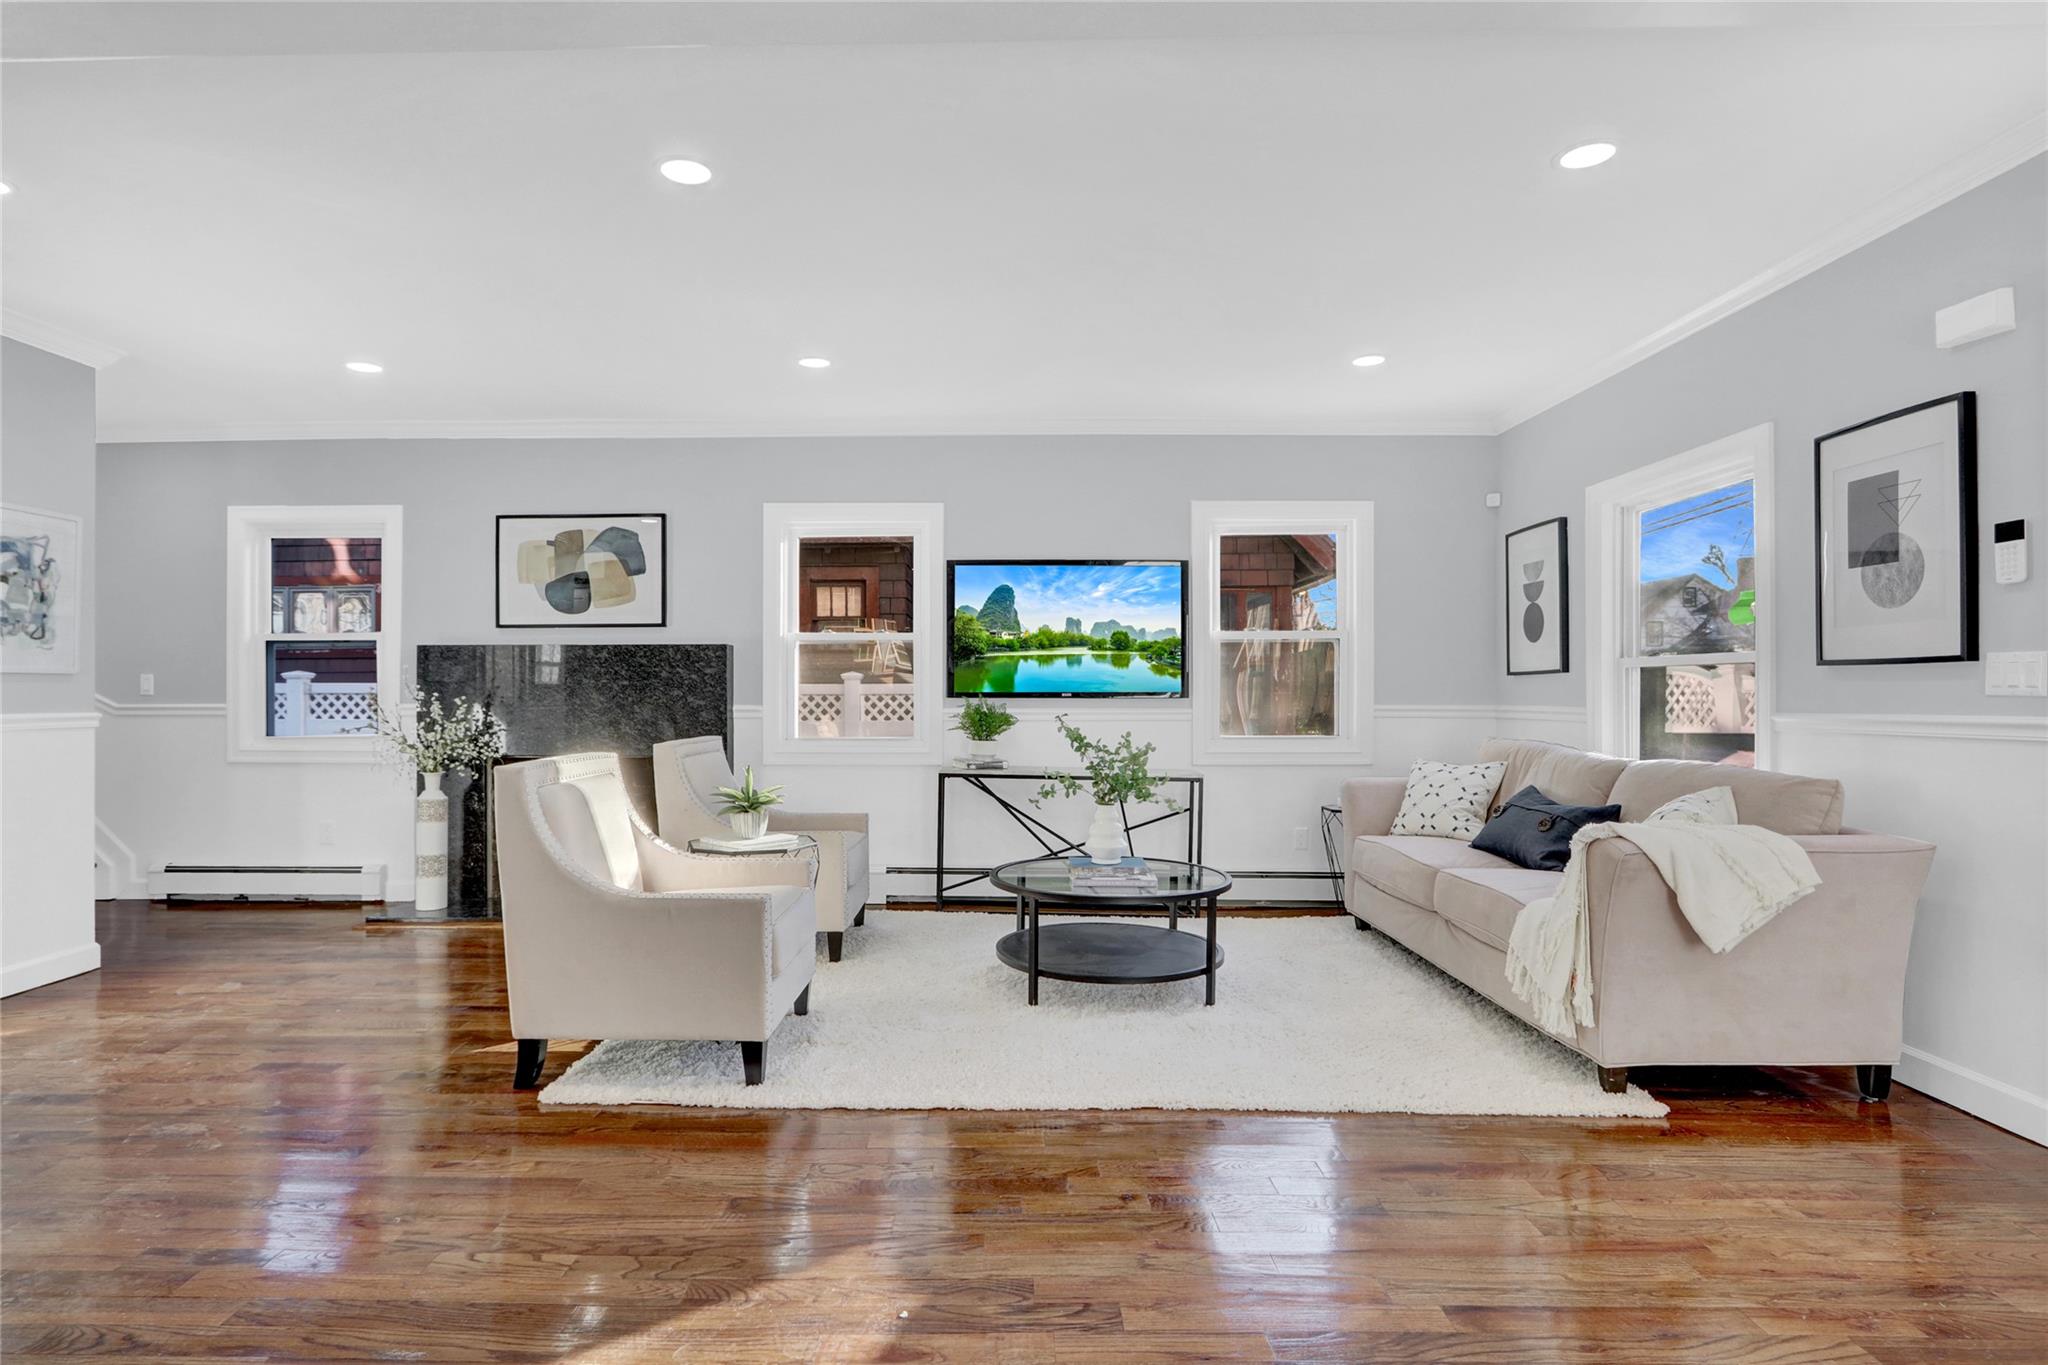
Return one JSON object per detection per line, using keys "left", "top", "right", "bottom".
{"left": 1032, "top": 714, "right": 1180, "bottom": 810}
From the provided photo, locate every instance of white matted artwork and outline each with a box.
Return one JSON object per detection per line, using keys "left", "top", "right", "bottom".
{"left": 495, "top": 513, "right": 667, "bottom": 627}
{"left": 1505, "top": 516, "right": 1568, "bottom": 675}
{"left": 1815, "top": 393, "right": 1976, "bottom": 665}
{"left": 1, "top": 503, "right": 83, "bottom": 673}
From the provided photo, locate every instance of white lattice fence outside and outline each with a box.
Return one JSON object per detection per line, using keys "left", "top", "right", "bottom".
{"left": 797, "top": 673, "right": 916, "bottom": 737}
{"left": 273, "top": 672, "right": 378, "bottom": 736}
{"left": 1663, "top": 667, "right": 1754, "bottom": 735}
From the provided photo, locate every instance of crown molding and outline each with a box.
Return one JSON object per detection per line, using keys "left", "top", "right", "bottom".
{"left": 1494, "top": 115, "right": 2048, "bottom": 435}
{"left": 1, "top": 309, "right": 126, "bottom": 369}
{"left": 95, "top": 414, "right": 1500, "bottom": 444}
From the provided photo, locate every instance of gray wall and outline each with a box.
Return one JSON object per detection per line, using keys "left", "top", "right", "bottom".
{"left": 1, "top": 337, "right": 97, "bottom": 712}
{"left": 96, "top": 434, "right": 1500, "bottom": 706}
{"left": 1498, "top": 156, "right": 2046, "bottom": 717}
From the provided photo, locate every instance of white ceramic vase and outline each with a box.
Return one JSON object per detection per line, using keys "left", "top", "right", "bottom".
{"left": 729, "top": 810, "right": 771, "bottom": 839}
{"left": 968, "top": 739, "right": 1000, "bottom": 766}
{"left": 415, "top": 771, "right": 449, "bottom": 913}
{"left": 1084, "top": 802, "right": 1128, "bottom": 864}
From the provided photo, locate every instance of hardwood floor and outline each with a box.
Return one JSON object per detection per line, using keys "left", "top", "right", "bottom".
{"left": 3, "top": 903, "right": 2043, "bottom": 1362}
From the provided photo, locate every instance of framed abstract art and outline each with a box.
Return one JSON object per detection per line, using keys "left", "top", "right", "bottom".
{"left": 496, "top": 514, "right": 667, "bottom": 628}
{"left": 1505, "top": 516, "right": 1568, "bottom": 676}
{"left": 1814, "top": 393, "right": 1976, "bottom": 665}
{"left": 1, "top": 503, "right": 83, "bottom": 673}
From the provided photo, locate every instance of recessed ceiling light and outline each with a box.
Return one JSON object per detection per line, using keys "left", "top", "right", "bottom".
{"left": 1351, "top": 354, "right": 1387, "bottom": 368}
{"left": 1557, "top": 142, "right": 1617, "bottom": 170}
{"left": 797, "top": 357, "right": 831, "bottom": 369}
{"left": 344, "top": 360, "right": 384, "bottom": 374}
{"left": 658, "top": 159, "right": 713, "bottom": 186}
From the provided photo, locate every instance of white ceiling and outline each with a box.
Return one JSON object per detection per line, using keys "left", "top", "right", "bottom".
{"left": 3, "top": 2, "right": 2043, "bottom": 441}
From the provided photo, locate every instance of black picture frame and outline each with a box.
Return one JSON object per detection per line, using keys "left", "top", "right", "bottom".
{"left": 945, "top": 559, "right": 1190, "bottom": 699}
{"left": 494, "top": 513, "right": 668, "bottom": 629}
{"left": 1504, "top": 517, "right": 1569, "bottom": 676}
{"left": 1814, "top": 393, "right": 1977, "bottom": 666}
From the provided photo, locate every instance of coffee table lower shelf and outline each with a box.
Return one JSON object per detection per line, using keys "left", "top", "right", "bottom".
{"left": 995, "top": 921, "right": 1224, "bottom": 987}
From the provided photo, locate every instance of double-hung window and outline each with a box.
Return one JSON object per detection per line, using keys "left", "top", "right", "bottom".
{"left": 1587, "top": 424, "right": 1772, "bottom": 767}
{"left": 1192, "top": 501, "right": 1372, "bottom": 763}
{"left": 762, "top": 503, "right": 942, "bottom": 762}
{"left": 226, "top": 505, "right": 403, "bottom": 762}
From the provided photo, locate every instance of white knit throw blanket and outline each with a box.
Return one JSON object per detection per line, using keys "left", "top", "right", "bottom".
{"left": 1505, "top": 822, "right": 1823, "bottom": 1037}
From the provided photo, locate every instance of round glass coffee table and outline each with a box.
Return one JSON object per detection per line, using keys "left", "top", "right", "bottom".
{"left": 988, "top": 857, "right": 1233, "bottom": 1006}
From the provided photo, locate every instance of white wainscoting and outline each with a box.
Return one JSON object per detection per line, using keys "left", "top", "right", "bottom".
{"left": 94, "top": 697, "right": 1559, "bottom": 906}
{"left": 2, "top": 712, "right": 102, "bottom": 996}
{"left": 1775, "top": 711, "right": 2048, "bottom": 1145}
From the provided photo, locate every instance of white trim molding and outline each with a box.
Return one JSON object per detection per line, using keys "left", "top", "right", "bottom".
{"left": 1, "top": 944, "right": 103, "bottom": 998}
{"left": 1774, "top": 712, "right": 2047, "bottom": 744}
{"left": 96, "top": 694, "right": 227, "bottom": 718}
{"left": 1496, "top": 116, "right": 2048, "bottom": 434}
{"left": 0, "top": 711, "right": 101, "bottom": 733}
{"left": 1, "top": 309, "right": 126, "bottom": 369}
{"left": 1898, "top": 1045, "right": 2047, "bottom": 1148}
{"left": 97, "top": 415, "right": 1500, "bottom": 444}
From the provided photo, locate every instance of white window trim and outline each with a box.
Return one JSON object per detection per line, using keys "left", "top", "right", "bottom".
{"left": 1190, "top": 500, "right": 1373, "bottom": 765}
{"left": 761, "top": 502, "right": 943, "bottom": 765}
{"left": 225, "top": 505, "right": 403, "bottom": 765}
{"left": 1584, "top": 424, "right": 1774, "bottom": 768}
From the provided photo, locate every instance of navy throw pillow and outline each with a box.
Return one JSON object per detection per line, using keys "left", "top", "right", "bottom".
{"left": 1471, "top": 785, "right": 1623, "bottom": 871}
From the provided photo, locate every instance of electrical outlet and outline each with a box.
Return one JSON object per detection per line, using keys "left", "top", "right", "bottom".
{"left": 317, "top": 821, "right": 337, "bottom": 846}
{"left": 139, "top": 673, "right": 155, "bottom": 696}
{"left": 1291, "top": 826, "right": 1309, "bottom": 851}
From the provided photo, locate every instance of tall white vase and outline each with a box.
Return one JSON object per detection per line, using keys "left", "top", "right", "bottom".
{"left": 1084, "top": 802, "right": 1128, "bottom": 864}
{"left": 415, "top": 770, "right": 449, "bottom": 912}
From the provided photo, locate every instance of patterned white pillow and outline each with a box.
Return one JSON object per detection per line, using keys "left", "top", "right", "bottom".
{"left": 1390, "top": 761, "right": 1507, "bottom": 840}
{"left": 1644, "top": 785, "right": 1738, "bottom": 826}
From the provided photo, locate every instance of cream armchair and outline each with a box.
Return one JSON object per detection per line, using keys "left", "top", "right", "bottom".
{"left": 653, "top": 736, "right": 872, "bottom": 962}
{"left": 493, "top": 753, "right": 818, "bottom": 1088}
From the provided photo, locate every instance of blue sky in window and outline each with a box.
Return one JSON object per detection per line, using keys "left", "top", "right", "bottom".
{"left": 1640, "top": 482, "right": 1754, "bottom": 587}
{"left": 953, "top": 562, "right": 1183, "bottom": 633}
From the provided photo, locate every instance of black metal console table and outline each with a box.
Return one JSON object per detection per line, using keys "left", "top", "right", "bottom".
{"left": 926, "top": 766, "right": 1206, "bottom": 910}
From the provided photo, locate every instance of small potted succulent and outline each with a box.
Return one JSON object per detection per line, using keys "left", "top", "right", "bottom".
{"left": 1034, "top": 715, "right": 1179, "bottom": 863}
{"left": 954, "top": 698, "right": 1019, "bottom": 766}
{"left": 715, "top": 766, "right": 784, "bottom": 839}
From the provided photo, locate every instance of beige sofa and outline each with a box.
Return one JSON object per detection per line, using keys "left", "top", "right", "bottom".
{"left": 1341, "top": 739, "right": 1935, "bottom": 1099}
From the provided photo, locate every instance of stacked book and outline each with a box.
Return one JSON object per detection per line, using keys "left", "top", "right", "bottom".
{"left": 693, "top": 832, "right": 805, "bottom": 854}
{"left": 1068, "top": 856, "right": 1158, "bottom": 891}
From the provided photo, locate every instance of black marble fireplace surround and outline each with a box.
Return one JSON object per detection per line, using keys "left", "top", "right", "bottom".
{"left": 406, "top": 644, "right": 732, "bottom": 916}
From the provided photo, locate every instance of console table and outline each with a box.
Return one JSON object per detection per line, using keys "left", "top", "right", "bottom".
{"left": 929, "top": 766, "right": 1206, "bottom": 910}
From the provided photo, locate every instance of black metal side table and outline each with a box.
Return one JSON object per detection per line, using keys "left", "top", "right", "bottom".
{"left": 987, "top": 857, "right": 1234, "bottom": 1006}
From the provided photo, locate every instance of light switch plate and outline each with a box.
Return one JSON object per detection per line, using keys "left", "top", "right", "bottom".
{"left": 1985, "top": 651, "right": 2048, "bottom": 697}
{"left": 139, "top": 672, "right": 155, "bottom": 696}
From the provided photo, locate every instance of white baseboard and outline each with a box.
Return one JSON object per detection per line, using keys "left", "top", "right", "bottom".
{"left": 1898, "top": 1045, "right": 2047, "bottom": 1146}
{"left": 1, "top": 942, "right": 102, "bottom": 997}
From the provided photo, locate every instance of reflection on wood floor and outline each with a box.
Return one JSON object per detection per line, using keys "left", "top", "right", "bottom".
{"left": 3, "top": 903, "right": 2043, "bottom": 1362}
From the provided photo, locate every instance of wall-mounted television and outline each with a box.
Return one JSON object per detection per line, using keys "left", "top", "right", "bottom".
{"left": 948, "top": 560, "right": 1188, "bottom": 698}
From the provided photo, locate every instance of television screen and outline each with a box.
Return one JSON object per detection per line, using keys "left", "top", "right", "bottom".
{"left": 948, "top": 560, "right": 1187, "bottom": 697}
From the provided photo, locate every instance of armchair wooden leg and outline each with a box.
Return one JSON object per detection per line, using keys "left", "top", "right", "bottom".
{"left": 853, "top": 906, "right": 866, "bottom": 928}
{"left": 514, "top": 1039, "right": 548, "bottom": 1090}
{"left": 1857, "top": 1064, "right": 1893, "bottom": 1102}
{"left": 740, "top": 1041, "right": 765, "bottom": 1086}
{"left": 793, "top": 984, "right": 810, "bottom": 1017}
{"left": 825, "top": 932, "right": 844, "bottom": 963}
{"left": 1597, "top": 1066, "right": 1629, "bottom": 1094}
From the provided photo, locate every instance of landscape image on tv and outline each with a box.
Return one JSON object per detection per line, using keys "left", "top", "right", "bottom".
{"left": 950, "top": 561, "right": 1185, "bottom": 696}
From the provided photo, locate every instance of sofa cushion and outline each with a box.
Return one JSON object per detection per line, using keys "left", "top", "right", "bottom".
{"left": 1435, "top": 866, "right": 1564, "bottom": 951}
{"left": 1609, "top": 760, "right": 1844, "bottom": 834}
{"left": 1478, "top": 739, "right": 1629, "bottom": 812}
{"left": 1472, "top": 785, "right": 1625, "bottom": 871}
{"left": 1389, "top": 760, "right": 1507, "bottom": 840}
{"left": 1352, "top": 836, "right": 1516, "bottom": 908}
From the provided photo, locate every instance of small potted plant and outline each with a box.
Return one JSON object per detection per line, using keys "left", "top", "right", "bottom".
{"left": 715, "top": 766, "right": 785, "bottom": 839}
{"left": 954, "top": 698, "right": 1019, "bottom": 766}
{"left": 1035, "top": 715, "right": 1179, "bottom": 863}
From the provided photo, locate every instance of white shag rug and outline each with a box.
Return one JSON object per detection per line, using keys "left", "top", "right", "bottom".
{"left": 539, "top": 909, "right": 1666, "bottom": 1118}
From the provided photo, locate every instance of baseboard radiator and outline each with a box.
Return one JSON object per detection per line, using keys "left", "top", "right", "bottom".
{"left": 147, "top": 863, "right": 387, "bottom": 904}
